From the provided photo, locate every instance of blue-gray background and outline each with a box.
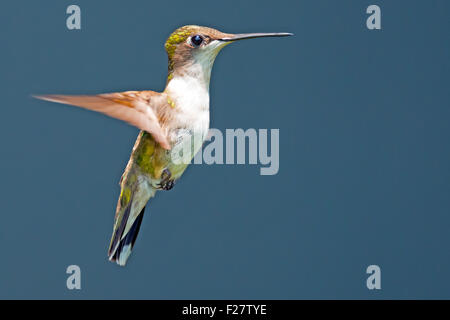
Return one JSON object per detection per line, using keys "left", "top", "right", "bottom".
{"left": 0, "top": 0, "right": 449, "bottom": 299}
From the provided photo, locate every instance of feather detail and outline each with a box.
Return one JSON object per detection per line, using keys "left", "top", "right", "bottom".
{"left": 34, "top": 92, "right": 171, "bottom": 150}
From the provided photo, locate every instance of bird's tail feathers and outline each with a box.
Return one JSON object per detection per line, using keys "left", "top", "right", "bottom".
{"left": 108, "top": 176, "right": 155, "bottom": 266}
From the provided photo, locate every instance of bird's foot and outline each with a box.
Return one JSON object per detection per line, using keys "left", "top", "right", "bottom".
{"left": 158, "top": 168, "right": 175, "bottom": 191}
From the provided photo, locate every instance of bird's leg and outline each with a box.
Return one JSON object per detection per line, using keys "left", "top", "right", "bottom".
{"left": 158, "top": 168, "right": 175, "bottom": 191}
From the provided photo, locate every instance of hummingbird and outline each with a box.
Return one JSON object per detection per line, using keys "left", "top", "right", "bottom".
{"left": 35, "top": 25, "right": 292, "bottom": 266}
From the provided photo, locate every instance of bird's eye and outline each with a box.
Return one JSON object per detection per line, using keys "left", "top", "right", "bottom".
{"left": 191, "top": 35, "right": 204, "bottom": 47}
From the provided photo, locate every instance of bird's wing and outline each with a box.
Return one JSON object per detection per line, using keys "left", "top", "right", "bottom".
{"left": 34, "top": 91, "right": 171, "bottom": 150}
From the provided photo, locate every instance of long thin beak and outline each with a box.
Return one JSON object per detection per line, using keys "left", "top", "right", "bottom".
{"left": 219, "top": 32, "right": 293, "bottom": 42}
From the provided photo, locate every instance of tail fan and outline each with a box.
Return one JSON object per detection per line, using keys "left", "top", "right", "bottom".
{"left": 109, "top": 206, "right": 146, "bottom": 266}
{"left": 108, "top": 173, "right": 155, "bottom": 266}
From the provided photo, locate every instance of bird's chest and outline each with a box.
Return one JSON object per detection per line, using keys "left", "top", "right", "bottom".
{"left": 166, "top": 77, "right": 210, "bottom": 140}
{"left": 168, "top": 107, "right": 209, "bottom": 161}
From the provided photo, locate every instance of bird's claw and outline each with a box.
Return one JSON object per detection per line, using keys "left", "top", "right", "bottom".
{"left": 158, "top": 169, "right": 175, "bottom": 191}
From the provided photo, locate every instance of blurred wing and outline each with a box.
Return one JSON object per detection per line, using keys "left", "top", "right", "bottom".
{"left": 34, "top": 92, "right": 171, "bottom": 150}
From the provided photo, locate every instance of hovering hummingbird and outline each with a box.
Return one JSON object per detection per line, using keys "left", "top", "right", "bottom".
{"left": 35, "top": 25, "right": 292, "bottom": 266}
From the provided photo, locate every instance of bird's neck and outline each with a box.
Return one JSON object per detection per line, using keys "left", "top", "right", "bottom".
{"left": 167, "top": 59, "right": 213, "bottom": 89}
{"left": 165, "top": 45, "right": 220, "bottom": 91}
{"left": 164, "top": 58, "right": 214, "bottom": 105}
{"left": 164, "top": 65, "right": 211, "bottom": 115}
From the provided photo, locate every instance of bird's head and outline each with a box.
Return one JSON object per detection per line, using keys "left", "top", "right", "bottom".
{"left": 164, "top": 25, "right": 292, "bottom": 86}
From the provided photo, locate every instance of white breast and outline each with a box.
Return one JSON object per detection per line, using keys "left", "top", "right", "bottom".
{"left": 165, "top": 72, "right": 210, "bottom": 139}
